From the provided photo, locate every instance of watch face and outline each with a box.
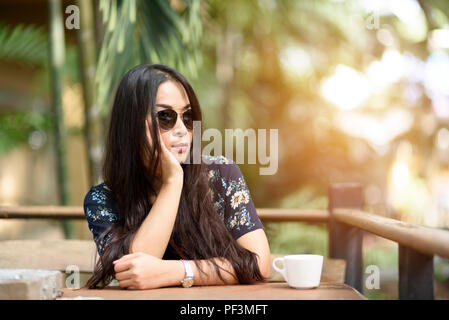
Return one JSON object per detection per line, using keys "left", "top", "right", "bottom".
{"left": 182, "top": 278, "right": 194, "bottom": 288}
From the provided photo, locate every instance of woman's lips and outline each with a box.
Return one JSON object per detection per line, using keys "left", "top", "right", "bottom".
{"left": 172, "top": 143, "right": 189, "bottom": 153}
{"left": 172, "top": 143, "right": 188, "bottom": 147}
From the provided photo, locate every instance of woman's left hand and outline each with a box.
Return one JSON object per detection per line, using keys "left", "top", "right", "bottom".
{"left": 113, "top": 252, "right": 181, "bottom": 290}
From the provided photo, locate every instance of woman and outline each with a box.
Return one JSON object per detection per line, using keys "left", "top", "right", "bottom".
{"left": 83, "top": 64, "right": 271, "bottom": 290}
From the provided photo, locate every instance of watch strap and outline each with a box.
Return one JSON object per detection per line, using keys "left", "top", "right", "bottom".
{"left": 181, "top": 259, "right": 194, "bottom": 278}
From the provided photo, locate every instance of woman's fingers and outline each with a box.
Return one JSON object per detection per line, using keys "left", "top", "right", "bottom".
{"left": 115, "top": 269, "right": 134, "bottom": 281}
{"left": 117, "top": 278, "right": 135, "bottom": 289}
{"left": 113, "top": 258, "right": 137, "bottom": 273}
{"left": 152, "top": 121, "right": 174, "bottom": 163}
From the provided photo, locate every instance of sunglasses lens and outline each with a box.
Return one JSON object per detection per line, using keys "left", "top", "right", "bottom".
{"left": 157, "top": 109, "right": 177, "bottom": 130}
{"left": 157, "top": 109, "right": 194, "bottom": 130}
{"left": 182, "top": 109, "right": 193, "bottom": 130}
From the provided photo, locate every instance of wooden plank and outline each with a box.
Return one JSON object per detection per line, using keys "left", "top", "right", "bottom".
{"left": 328, "top": 183, "right": 364, "bottom": 295}
{"left": 61, "top": 282, "right": 366, "bottom": 300}
{"left": 0, "top": 206, "right": 84, "bottom": 219}
{"left": 257, "top": 209, "right": 329, "bottom": 223}
{"left": 0, "top": 206, "right": 329, "bottom": 223}
{"left": 333, "top": 208, "right": 449, "bottom": 259}
{"left": 399, "top": 245, "right": 434, "bottom": 300}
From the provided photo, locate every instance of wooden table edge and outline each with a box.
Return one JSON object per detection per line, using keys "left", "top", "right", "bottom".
{"left": 60, "top": 282, "right": 366, "bottom": 300}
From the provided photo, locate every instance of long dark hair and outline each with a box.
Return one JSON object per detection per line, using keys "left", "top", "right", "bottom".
{"left": 85, "top": 64, "right": 265, "bottom": 288}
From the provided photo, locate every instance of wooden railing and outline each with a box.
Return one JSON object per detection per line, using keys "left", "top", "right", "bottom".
{"left": 1, "top": 183, "right": 448, "bottom": 299}
{"left": 0, "top": 206, "right": 84, "bottom": 219}
{"left": 0, "top": 206, "right": 330, "bottom": 222}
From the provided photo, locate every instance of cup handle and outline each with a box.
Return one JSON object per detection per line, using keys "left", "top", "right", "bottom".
{"left": 272, "top": 257, "right": 288, "bottom": 282}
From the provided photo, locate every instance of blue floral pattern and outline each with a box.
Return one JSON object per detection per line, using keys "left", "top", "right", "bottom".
{"left": 83, "top": 184, "right": 118, "bottom": 254}
{"left": 214, "top": 193, "right": 225, "bottom": 221}
{"left": 204, "top": 155, "right": 263, "bottom": 238}
{"left": 84, "top": 155, "right": 264, "bottom": 255}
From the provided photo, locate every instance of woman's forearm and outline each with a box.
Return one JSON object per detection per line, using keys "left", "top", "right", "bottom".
{"left": 191, "top": 258, "right": 239, "bottom": 286}
{"left": 130, "top": 178, "right": 183, "bottom": 258}
{"left": 164, "top": 257, "right": 239, "bottom": 287}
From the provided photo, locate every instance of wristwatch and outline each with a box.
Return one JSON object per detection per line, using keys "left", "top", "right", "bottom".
{"left": 180, "top": 259, "right": 194, "bottom": 288}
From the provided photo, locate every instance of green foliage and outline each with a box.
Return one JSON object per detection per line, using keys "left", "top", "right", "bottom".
{"left": 0, "top": 21, "right": 81, "bottom": 154}
{"left": 364, "top": 290, "right": 396, "bottom": 300}
{"left": 30, "top": 45, "right": 81, "bottom": 97}
{"left": 435, "top": 257, "right": 449, "bottom": 282}
{"left": 0, "top": 22, "right": 47, "bottom": 66}
{"left": 0, "top": 111, "right": 53, "bottom": 153}
{"left": 1, "top": 45, "right": 81, "bottom": 155}
{"left": 266, "top": 186, "right": 329, "bottom": 255}
{"left": 363, "top": 244, "right": 398, "bottom": 270}
{"left": 95, "top": 0, "right": 203, "bottom": 116}
{"left": 278, "top": 186, "right": 328, "bottom": 210}
{"left": 266, "top": 221, "right": 328, "bottom": 256}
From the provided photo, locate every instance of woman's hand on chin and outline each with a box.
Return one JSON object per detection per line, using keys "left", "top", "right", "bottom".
{"left": 159, "top": 138, "right": 184, "bottom": 185}
{"left": 113, "top": 252, "right": 184, "bottom": 290}
{"left": 145, "top": 119, "right": 184, "bottom": 186}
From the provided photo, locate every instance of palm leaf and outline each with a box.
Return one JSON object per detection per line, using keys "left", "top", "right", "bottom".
{"left": 95, "top": 0, "right": 203, "bottom": 116}
{"left": 0, "top": 22, "right": 47, "bottom": 66}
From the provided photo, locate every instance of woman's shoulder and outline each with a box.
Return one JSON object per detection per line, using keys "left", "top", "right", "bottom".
{"left": 203, "top": 155, "right": 235, "bottom": 180}
{"left": 202, "top": 154, "right": 233, "bottom": 165}
{"left": 83, "top": 182, "right": 117, "bottom": 212}
{"left": 83, "top": 182, "right": 118, "bottom": 222}
{"left": 202, "top": 155, "right": 248, "bottom": 191}
{"left": 84, "top": 182, "right": 111, "bottom": 203}
{"left": 202, "top": 155, "right": 243, "bottom": 178}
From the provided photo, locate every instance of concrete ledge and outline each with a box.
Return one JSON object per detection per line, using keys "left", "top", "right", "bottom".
{"left": 0, "top": 240, "right": 97, "bottom": 272}
{"left": 0, "top": 269, "right": 63, "bottom": 300}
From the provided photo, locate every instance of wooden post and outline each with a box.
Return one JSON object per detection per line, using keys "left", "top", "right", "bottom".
{"left": 328, "top": 183, "right": 364, "bottom": 294}
{"left": 76, "top": 0, "right": 104, "bottom": 186}
{"left": 48, "top": 0, "right": 74, "bottom": 238}
{"left": 399, "top": 245, "right": 434, "bottom": 300}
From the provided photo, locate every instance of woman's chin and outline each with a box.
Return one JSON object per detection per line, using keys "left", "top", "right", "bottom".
{"left": 171, "top": 150, "right": 189, "bottom": 164}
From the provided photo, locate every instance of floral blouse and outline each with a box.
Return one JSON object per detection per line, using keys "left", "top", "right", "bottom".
{"left": 83, "top": 155, "right": 264, "bottom": 257}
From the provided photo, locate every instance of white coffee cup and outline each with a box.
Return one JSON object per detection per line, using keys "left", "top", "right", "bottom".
{"left": 272, "top": 254, "right": 323, "bottom": 289}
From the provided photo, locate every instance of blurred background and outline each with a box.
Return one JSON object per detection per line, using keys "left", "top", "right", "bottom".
{"left": 1, "top": 0, "right": 449, "bottom": 299}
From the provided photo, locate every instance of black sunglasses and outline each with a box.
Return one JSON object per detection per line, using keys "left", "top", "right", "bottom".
{"left": 156, "top": 108, "right": 193, "bottom": 131}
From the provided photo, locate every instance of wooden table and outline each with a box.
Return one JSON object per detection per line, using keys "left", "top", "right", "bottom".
{"left": 60, "top": 281, "right": 366, "bottom": 300}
